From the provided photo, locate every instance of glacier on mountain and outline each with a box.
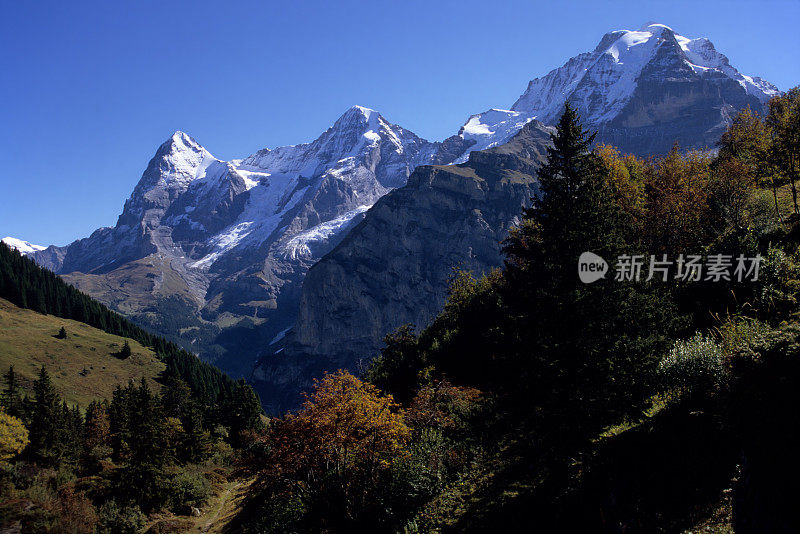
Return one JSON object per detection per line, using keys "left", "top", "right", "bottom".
{"left": 1, "top": 237, "right": 46, "bottom": 255}
{"left": 454, "top": 109, "right": 536, "bottom": 163}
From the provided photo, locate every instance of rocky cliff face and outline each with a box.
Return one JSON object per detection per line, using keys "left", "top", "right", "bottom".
{"left": 256, "top": 120, "right": 554, "bottom": 412}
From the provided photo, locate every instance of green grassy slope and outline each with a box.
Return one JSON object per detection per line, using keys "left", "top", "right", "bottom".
{"left": 0, "top": 296, "right": 164, "bottom": 407}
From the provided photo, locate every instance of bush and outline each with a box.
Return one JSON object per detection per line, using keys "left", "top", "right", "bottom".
{"left": 117, "top": 340, "right": 132, "bottom": 359}
{"left": 658, "top": 333, "right": 728, "bottom": 397}
{"left": 97, "top": 500, "right": 146, "bottom": 534}
{"left": 747, "top": 189, "right": 781, "bottom": 234}
{"left": 754, "top": 246, "right": 800, "bottom": 318}
{"left": 0, "top": 409, "right": 29, "bottom": 464}
{"left": 718, "top": 318, "right": 770, "bottom": 355}
{"left": 388, "top": 428, "right": 448, "bottom": 515}
{"left": 241, "top": 490, "right": 305, "bottom": 534}
{"left": 169, "top": 468, "right": 211, "bottom": 513}
{"left": 55, "top": 485, "right": 98, "bottom": 533}
{"left": 208, "top": 439, "right": 234, "bottom": 467}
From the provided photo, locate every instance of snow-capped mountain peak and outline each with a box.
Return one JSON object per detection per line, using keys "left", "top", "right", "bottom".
{"left": 2, "top": 237, "right": 46, "bottom": 255}
{"left": 672, "top": 33, "right": 780, "bottom": 102}
{"left": 340, "top": 104, "right": 378, "bottom": 122}
{"left": 240, "top": 106, "right": 436, "bottom": 185}
{"left": 639, "top": 22, "right": 673, "bottom": 32}
{"left": 511, "top": 23, "right": 779, "bottom": 127}
{"left": 158, "top": 131, "right": 219, "bottom": 187}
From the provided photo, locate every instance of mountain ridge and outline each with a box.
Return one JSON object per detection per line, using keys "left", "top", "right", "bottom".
{"left": 22, "top": 105, "right": 479, "bottom": 376}
{"left": 12, "top": 21, "right": 782, "bottom": 386}
{"left": 469, "top": 23, "right": 780, "bottom": 156}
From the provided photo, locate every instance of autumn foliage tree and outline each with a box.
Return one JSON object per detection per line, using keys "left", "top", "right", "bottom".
{"left": 269, "top": 370, "right": 410, "bottom": 530}
{"left": 84, "top": 401, "right": 111, "bottom": 451}
{"left": 595, "top": 143, "right": 646, "bottom": 221}
{"left": 643, "top": 145, "right": 713, "bottom": 255}
{"left": 406, "top": 380, "right": 482, "bottom": 433}
{"left": 718, "top": 106, "right": 776, "bottom": 215}
{"left": 82, "top": 400, "right": 111, "bottom": 471}
{"left": 405, "top": 380, "right": 484, "bottom": 476}
{"left": 0, "top": 407, "right": 29, "bottom": 464}
{"left": 766, "top": 88, "right": 800, "bottom": 215}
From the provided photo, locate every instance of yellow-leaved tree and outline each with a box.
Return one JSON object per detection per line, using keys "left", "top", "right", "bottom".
{"left": 270, "top": 370, "right": 410, "bottom": 528}
{"left": 0, "top": 408, "right": 29, "bottom": 464}
{"left": 595, "top": 143, "right": 647, "bottom": 222}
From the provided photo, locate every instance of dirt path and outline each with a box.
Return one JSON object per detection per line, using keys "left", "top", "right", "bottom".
{"left": 196, "top": 476, "right": 254, "bottom": 533}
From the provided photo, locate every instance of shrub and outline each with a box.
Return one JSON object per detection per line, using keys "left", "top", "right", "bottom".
{"left": 387, "top": 427, "right": 447, "bottom": 516}
{"left": 96, "top": 500, "right": 146, "bottom": 534}
{"left": 55, "top": 485, "right": 98, "bottom": 533}
{"left": 657, "top": 333, "right": 728, "bottom": 397}
{"left": 241, "top": 490, "right": 305, "bottom": 534}
{"left": 747, "top": 189, "right": 781, "bottom": 234}
{"left": 117, "top": 340, "right": 132, "bottom": 359}
{"left": 718, "top": 318, "right": 770, "bottom": 355}
{"left": 754, "top": 246, "right": 800, "bottom": 318}
{"left": 169, "top": 468, "right": 211, "bottom": 513}
{"left": 208, "top": 439, "right": 234, "bottom": 467}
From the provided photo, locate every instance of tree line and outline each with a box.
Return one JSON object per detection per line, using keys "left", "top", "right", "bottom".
{"left": 0, "top": 241, "right": 243, "bottom": 403}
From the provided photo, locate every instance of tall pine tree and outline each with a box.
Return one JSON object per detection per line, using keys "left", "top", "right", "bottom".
{"left": 28, "top": 366, "right": 62, "bottom": 464}
{"left": 2, "top": 366, "right": 22, "bottom": 417}
{"left": 502, "top": 103, "right": 679, "bottom": 433}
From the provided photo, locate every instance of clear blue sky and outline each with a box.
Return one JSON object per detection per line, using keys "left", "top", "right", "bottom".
{"left": 2, "top": 0, "right": 798, "bottom": 246}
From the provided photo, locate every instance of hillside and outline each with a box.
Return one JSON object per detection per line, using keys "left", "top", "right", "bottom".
{"left": 0, "top": 297, "right": 164, "bottom": 407}
{"left": 229, "top": 98, "right": 800, "bottom": 533}
{"left": 0, "top": 240, "right": 246, "bottom": 406}
{"left": 0, "top": 242, "right": 265, "bottom": 533}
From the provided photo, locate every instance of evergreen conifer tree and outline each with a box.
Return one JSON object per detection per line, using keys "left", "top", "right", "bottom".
{"left": 2, "top": 366, "right": 21, "bottom": 417}
{"left": 502, "top": 103, "right": 678, "bottom": 432}
{"left": 119, "top": 340, "right": 132, "bottom": 359}
{"left": 28, "top": 366, "right": 61, "bottom": 464}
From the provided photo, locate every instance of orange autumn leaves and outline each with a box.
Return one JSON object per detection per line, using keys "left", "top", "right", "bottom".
{"left": 266, "top": 371, "right": 481, "bottom": 522}
{"left": 271, "top": 370, "right": 410, "bottom": 485}
{"left": 595, "top": 96, "right": 800, "bottom": 258}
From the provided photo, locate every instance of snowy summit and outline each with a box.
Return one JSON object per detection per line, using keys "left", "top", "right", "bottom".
{"left": 456, "top": 22, "right": 780, "bottom": 156}
{"left": 2, "top": 237, "right": 46, "bottom": 255}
